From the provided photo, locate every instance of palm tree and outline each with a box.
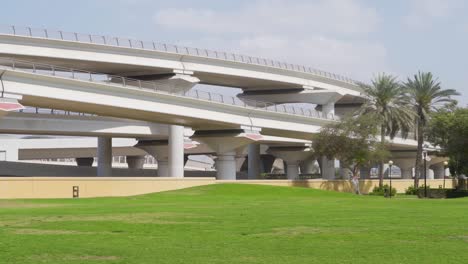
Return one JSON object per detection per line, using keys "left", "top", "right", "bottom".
{"left": 403, "top": 72, "right": 459, "bottom": 187}
{"left": 358, "top": 74, "right": 415, "bottom": 187}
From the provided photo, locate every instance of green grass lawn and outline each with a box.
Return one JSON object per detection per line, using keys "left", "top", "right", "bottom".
{"left": 0, "top": 184, "right": 467, "bottom": 264}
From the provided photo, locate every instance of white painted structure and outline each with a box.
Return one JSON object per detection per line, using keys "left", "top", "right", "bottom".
{"left": 0, "top": 26, "right": 429, "bottom": 181}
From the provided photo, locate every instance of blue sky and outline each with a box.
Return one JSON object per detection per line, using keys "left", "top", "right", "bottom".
{"left": 2, "top": 0, "right": 467, "bottom": 104}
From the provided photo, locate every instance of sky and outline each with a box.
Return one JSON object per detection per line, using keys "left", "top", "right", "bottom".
{"left": 2, "top": 0, "right": 467, "bottom": 105}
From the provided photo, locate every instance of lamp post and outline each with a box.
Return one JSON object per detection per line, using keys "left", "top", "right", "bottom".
{"left": 423, "top": 151, "right": 428, "bottom": 198}
{"left": 388, "top": 160, "right": 393, "bottom": 198}
{"left": 443, "top": 160, "right": 449, "bottom": 189}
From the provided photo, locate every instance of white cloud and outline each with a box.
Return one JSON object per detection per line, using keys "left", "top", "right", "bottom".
{"left": 404, "top": 0, "right": 461, "bottom": 29}
{"left": 154, "top": 0, "right": 379, "bottom": 36}
{"left": 152, "top": 0, "right": 388, "bottom": 81}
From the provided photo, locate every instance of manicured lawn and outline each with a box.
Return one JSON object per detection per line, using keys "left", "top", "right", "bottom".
{"left": 0, "top": 184, "right": 467, "bottom": 264}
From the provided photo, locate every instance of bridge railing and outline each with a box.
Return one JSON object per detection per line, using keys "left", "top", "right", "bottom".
{"left": 0, "top": 58, "right": 336, "bottom": 121}
{"left": 17, "top": 107, "right": 92, "bottom": 116}
{"left": 0, "top": 25, "right": 359, "bottom": 86}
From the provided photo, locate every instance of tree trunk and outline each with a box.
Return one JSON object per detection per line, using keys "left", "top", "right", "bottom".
{"left": 379, "top": 124, "right": 385, "bottom": 187}
{"left": 414, "top": 119, "right": 424, "bottom": 188}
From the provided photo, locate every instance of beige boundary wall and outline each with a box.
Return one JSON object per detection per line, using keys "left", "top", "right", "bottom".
{"left": 0, "top": 177, "right": 455, "bottom": 199}
{"left": 0, "top": 177, "right": 217, "bottom": 199}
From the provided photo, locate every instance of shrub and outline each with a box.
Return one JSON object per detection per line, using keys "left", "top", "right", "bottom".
{"left": 369, "top": 184, "right": 396, "bottom": 197}
{"left": 405, "top": 185, "right": 430, "bottom": 195}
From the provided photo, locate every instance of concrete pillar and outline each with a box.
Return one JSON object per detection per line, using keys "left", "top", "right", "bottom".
{"left": 285, "top": 161, "right": 300, "bottom": 180}
{"left": 127, "top": 155, "right": 145, "bottom": 169}
{"left": 339, "top": 162, "right": 352, "bottom": 180}
{"left": 76, "top": 157, "right": 94, "bottom": 167}
{"left": 432, "top": 163, "right": 445, "bottom": 179}
{"left": 215, "top": 151, "right": 237, "bottom": 180}
{"left": 248, "top": 144, "right": 261, "bottom": 179}
{"left": 158, "top": 159, "right": 169, "bottom": 177}
{"left": 169, "top": 125, "right": 185, "bottom": 178}
{"left": 322, "top": 102, "right": 335, "bottom": 119}
{"left": 97, "top": 137, "right": 112, "bottom": 176}
{"left": 299, "top": 156, "right": 317, "bottom": 175}
{"left": 394, "top": 159, "right": 413, "bottom": 179}
{"left": 321, "top": 156, "right": 335, "bottom": 179}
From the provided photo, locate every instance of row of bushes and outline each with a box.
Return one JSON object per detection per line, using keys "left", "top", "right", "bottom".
{"left": 417, "top": 188, "right": 468, "bottom": 199}
{"left": 369, "top": 184, "right": 397, "bottom": 197}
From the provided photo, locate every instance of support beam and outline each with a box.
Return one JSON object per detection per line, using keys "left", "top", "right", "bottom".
{"left": 97, "top": 137, "right": 112, "bottom": 176}
{"left": 169, "top": 125, "right": 184, "bottom": 178}
{"left": 248, "top": 144, "right": 261, "bottom": 179}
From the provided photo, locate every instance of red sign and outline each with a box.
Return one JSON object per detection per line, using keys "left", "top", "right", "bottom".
{"left": 0, "top": 102, "right": 24, "bottom": 112}
{"left": 244, "top": 133, "right": 263, "bottom": 141}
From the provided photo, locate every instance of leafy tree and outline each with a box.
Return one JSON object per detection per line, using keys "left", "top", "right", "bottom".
{"left": 358, "top": 74, "right": 414, "bottom": 187}
{"left": 427, "top": 108, "right": 468, "bottom": 176}
{"left": 313, "top": 114, "right": 390, "bottom": 179}
{"left": 403, "top": 72, "right": 459, "bottom": 187}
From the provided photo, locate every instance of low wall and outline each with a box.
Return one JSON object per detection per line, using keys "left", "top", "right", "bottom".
{"left": 231, "top": 179, "right": 455, "bottom": 194}
{"left": 0, "top": 177, "right": 455, "bottom": 199}
{"left": 0, "top": 177, "right": 216, "bottom": 199}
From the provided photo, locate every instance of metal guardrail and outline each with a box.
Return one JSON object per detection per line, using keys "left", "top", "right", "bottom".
{"left": 0, "top": 25, "right": 359, "bottom": 86}
{"left": 17, "top": 107, "right": 92, "bottom": 116}
{"left": 0, "top": 58, "right": 336, "bottom": 120}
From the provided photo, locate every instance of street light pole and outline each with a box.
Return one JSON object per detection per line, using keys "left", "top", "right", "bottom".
{"left": 389, "top": 160, "right": 393, "bottom": 198}
{"left": 423, "top": 151, "right": 427, "bottom": 198}
{"left": 443, "top": 160, "right": 448, "bottom": 189}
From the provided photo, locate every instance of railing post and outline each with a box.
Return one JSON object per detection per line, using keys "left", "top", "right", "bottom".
{"left": 116, "top": 38, "right": 120, "bottom": 46}
{"left": 89, "top": 72, "right": 93, "bottom": 81}
{"left": 74, "top": 33, "right": 78, "bottom": 41}
{"left": 89, "top": 34, "right": 92, "bottom": 43}
{"left": 138, "top": 80, "right": 142, "bottom": 89}
{"left": 128, "top": 39, "right": 132, "bottom": 47}
{"left": 44, "top": 29, "right": 49, "bottom": 38}
{"left": 102, "top": 36, "right": 106, "bottom": 44}
{"left": 152, "top": 42, "right": 156, "bottom": 50}
{"left": 11, "top": 26, "right": 16, "bottom": 35}
{"left": 59, "top": 31, "right": 63, "bottom": 40}
{"left": 51, "top": 66, "right": 55, "bottom": 76}
{"left": 140, "top": 40, "right": 144, "bottom": 49}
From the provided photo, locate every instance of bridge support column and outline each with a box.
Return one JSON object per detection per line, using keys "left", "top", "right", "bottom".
{"left": 431, "top": 163, "right": 445, "bottom": 179}
{"left": 169, "top": 125, "right": 184, "bottom": 178}
{"left": 267, "top": 146, "right": 313, "bottom": 180}
{"left": 248, "top": 144, "right": 261, "bottom": 179}
{"left": 215, "top": 151, "right": 237, "bottom": 180}
{"left": 339, "top": 162, "right": 352, "bottom": 180}
{"left": 192, "top": 129, "right": 262, "bottom": 180}
{"left": 127, "top": 155, "right": 145, "bottom": 169}
{"left": 97, "top": 137, "right": 112, "bottom": 176}
{"left": 321, "top": 156, "right": 335, "bottom": 180}
{"left": 300, "top": 156, "right": 317, "bottom": 175}
{"left": 394, "top": 159, "right": 413, "bottom": 179}
{"left": 322, "top": 102, "right": 335, "bottom": 119}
